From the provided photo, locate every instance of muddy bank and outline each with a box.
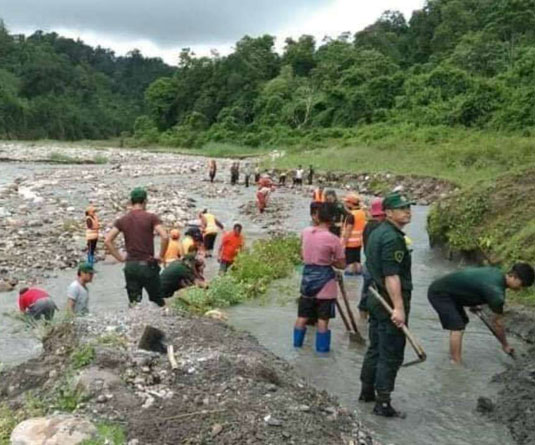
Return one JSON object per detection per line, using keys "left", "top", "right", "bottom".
{"left": 481, "top": 346, "right": 535, "bottom": 445}
{"left": 0, "top": 308, "right": 378, "bottom": 444}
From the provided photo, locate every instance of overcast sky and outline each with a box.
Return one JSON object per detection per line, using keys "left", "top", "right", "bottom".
{"left": 3, "top": 0, "right": 425, "bottom": 65}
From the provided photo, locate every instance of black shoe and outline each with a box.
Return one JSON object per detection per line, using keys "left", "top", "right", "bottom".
{"left": 358, "top": 390, "right": 376, "bottom": 402}
{"left": 373, "top": 401, "right": 406, "bottom": 418}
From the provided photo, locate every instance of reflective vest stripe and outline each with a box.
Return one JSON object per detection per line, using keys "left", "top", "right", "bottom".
{"left": 85, "top": 215, "right": 99, "bottom": 241}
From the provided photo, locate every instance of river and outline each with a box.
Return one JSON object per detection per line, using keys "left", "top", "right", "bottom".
{"left": 0, "top": 155, "right": 519, "bottom": 445}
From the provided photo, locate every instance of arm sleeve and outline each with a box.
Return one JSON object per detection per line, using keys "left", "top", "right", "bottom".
{"left": 333, "top": 239, "right": 346, "bottom": 262}
{"left": 86, "top": 217, "right": 93, "bottom": 229}
{"left": 380, "top": 236, "right": 406, "bottom": 277}
{"left": 114, "top": 217, "right": 123, "bottom": 231}
{"left": 485, "top": 286, "right": 505, "bottom": 314}
{"left": 152, "top": 213, "right": 162, "bottom": 228}
{"left": 67, "top": 283, "right": 78, "bottom": 302}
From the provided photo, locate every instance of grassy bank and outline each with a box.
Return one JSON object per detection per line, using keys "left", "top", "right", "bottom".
{"left": 428, "top": 167, "right": 535, "bottom": 305}
{"left": 171, "top": 236, "right": 301, "bottom": 314}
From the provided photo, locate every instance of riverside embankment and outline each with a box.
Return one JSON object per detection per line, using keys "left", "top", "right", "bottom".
{"left": 0, "top": 142, "right": 533, "bottom": 444}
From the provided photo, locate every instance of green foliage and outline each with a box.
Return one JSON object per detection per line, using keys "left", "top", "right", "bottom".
{"left": 81, "top": 422, "right": 126, "bottom": 445}
{"left": 172, "top": 236, "right": 301, "bottom": 314}
{"left": 51, "top": 385, "right": 87, "bottom": 412}
{"left": 70, "top": 344, "right": 95, "bottom": 369}
{"left": 0, "top": 26, "right": 173, "bottom": 140}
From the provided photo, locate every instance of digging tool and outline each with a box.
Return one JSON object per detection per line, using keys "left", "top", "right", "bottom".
{"left": 138, "top": 325, "right": 180, "bottom": 369}
{"left": 369, "top": 286, "right": 427, "bottom": 367}
{"left": 336, "top": 273, "right": 366, "bottom": 344}
{"left": 334, "top": 298, "right": 351, "bottom": 332}
{"left": 472, "top": 309, "right": 516, "bottom": 360}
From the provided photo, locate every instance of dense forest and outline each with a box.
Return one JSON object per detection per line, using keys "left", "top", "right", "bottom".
{"left": 135, "top": 0, "right": 535, "bottom": 148}
{"left": 2, "top": 0, "right": 535, "bottom": 145}
{"left": 0, "top": 21, "right": 173, "bottom": 139}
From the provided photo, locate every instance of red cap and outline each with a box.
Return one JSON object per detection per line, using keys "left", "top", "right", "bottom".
{"left": 370, "top": 198, "right": 385, "bottom": 217}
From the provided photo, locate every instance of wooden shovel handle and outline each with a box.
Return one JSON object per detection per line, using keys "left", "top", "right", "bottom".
{"left": 369, "top": 287, "right": 426, "bottom": 360}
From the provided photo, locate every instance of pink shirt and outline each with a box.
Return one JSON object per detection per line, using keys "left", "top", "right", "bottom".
{"left": 301, "top": 226, "right": 345, "bottom": 299}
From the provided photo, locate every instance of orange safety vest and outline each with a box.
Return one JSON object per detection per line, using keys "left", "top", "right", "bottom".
{"left": 313, "top": 189, "right": 325, "bottom": 203}
{"left": 346, "top": 209, "right": 366, "bottom": 248}
{"left": 85, "top": 215, "right": 100, "bottom": 241}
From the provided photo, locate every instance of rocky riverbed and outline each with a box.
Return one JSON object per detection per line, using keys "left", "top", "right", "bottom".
{"left": 1, "top": 307, "right": 378, "bottom": 444}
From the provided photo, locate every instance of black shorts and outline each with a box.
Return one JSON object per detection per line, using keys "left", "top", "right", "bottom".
{"left": 204, "top": 233, "right": 217, "bottom": 250}
{"left": 298, "top": 297, "right": 336, "bottom": 320}
{"left": 428, "top": 290, "right": 469, "bottom": 331}
{"left": 345, "top": 247, "right": 361, "bottom": 265}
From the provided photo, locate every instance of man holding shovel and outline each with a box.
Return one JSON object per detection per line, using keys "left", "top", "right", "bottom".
{"left": 428, "top": 263, "right": 534, "bottom": 364}
{"left": 359, "top": 192, "right": 414, "bottom": 418}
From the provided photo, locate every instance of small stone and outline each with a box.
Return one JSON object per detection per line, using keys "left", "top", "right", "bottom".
{"left": 96, "top": 394, "right": 107, "bottom": 403}
{"left": 477, "top": 397, "right": 494, "bottom": 413}
{"left": 298, "top": 405, "right": 310, "bottom": 412}
{"left": 264, "top": 415, "right": 283, "bottom": 427}
{"left": 141, "top": 366, "right": 151, "bottom": 374}
{"left": 211, "top": 424, "right": 223, "bottom": 437}
{"left": 282, "top": 431, "right": 291, "bottom": 439}
{"left": 266, "top": 384, "right": 278, "bottom": 392}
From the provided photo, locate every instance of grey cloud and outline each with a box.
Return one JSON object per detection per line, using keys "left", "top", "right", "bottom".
{"left": 3, "top": 0, "right": 329, "bottom": 46}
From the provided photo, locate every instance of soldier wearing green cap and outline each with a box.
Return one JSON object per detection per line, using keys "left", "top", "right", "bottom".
{"left": 105, "top": 187, "right": 169, "bottom": 308}
{"left": 359, "top": 192, "right": 414, "bottom": 418}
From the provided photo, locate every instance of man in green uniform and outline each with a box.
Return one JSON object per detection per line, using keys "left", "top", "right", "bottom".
{"left": 160, "top": 253, "right": 206, "bottom": 300}
{"left": 428, "top": 263, "right": 534, "bottom": 364}
{"left": 359, "top": 192, "right": 414, "bottom": 418}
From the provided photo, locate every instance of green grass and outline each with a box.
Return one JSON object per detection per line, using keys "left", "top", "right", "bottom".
{"left": 70, "top": 344, "right": 95, "bottom": 370}
{"left": 81, "top": 422, "right": 126, "bottom": 445}
{"left": 268, "top": 124, "right": 535, "bottom": 188}
{"left": 172, "top": 236, "right": 301, "bottom": 314}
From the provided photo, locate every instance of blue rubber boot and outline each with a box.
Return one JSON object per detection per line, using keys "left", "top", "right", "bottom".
{"left": 293, "top": 327, "right": 306, "bottom": 347}
{"left": 87, "top": 253, "right": 94, "bottom": 266}
{"left": 316, "top": 330, "right": 331, "bottom": 353}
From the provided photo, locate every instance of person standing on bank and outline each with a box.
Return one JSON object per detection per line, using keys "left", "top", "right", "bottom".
{"left": 105, "top": 187, "right": 169, "bottom": 308}
{"left": 85, "top": 205, "right": 99, "bottom": 266}
{"left": 293, "top": 203, "right": 346, "bottom": 352}
{"left": 308, "top": 165, "right": 315, "bottom": 185}
{"left": 243, "top": 163, "right": 252, "bottom": 188}
{"left": 199, "top": 209, "right": 224, "bottom": 258}
{"left": 359, "top": 192, "right": 414, "bottom": 418}
{"left": 208, "top": 160, "right": 217, "bottom": 183}
{"left": 294, "top": 165, "right": 304, "bottom": 186}
{"left": 428, "top": 263, "right": 534, "bottom": 364}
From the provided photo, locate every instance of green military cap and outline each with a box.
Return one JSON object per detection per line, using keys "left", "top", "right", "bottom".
{"left": 383, "top": 192, "right": 415, "bottom": 210}
{"left": 78, "top": 262, "right": 96, "bottom": 274}
{"left": 130, "top": 187, "right": 147, "bottom": 202}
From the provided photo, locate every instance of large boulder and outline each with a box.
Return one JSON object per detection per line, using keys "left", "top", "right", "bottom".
{"left": 10, "top": 414, "right": 97, "bottom": 445}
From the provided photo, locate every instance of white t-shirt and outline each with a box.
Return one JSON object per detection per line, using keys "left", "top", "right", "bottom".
{"left": 296, "top": 169, "right": 304, "bottom": 179}
{"left": 67, "top": 280, "right": 89, "bottom": 315}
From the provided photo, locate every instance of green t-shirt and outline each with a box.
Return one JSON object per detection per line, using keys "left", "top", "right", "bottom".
{"left": 160, "top": 261, "right": 195, "bottom": 299}
{"left": 365, "top": 220, "right": 412, "bottom": 315}
{"left": 428, "top": 267, "right": 506, "bottom": 314}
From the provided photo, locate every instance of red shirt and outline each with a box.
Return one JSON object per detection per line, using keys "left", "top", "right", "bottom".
{"left": 19, "top": 288, "right": 50, "bottom": 312}
{"left": 220, "top": 232, "right": 244, "bottom": 263}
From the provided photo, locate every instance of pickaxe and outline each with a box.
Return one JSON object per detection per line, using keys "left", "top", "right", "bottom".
{"left": 335, "top": 273, "right": 366, "bottom": 344}
{"left": 369, "top": 287, "right": 427, "bottom": 367}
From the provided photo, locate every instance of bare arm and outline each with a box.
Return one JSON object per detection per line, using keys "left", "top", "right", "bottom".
{"left": 66, "top": 298, "right": 75, "bottom": 315}
{"left": 155, "top": 224, "right": 169, "bottom": 261}
{"left": 216, "top": 219, "right": 224, "bottom": 230}
{"left": 385, "top": 274, "right": 405, "bottom": 327}
{"left": 492, "top": 313, "right": 513, "bottom": 354}
{"left": 104, "top": 227, "right": 126, "bottom": 262}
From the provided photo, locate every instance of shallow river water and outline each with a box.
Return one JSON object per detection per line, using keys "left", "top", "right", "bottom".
{"left": 0, "top": 160, "right": 519, "bottom": 445}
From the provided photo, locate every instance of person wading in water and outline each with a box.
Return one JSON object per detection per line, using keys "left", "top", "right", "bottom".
{"left": 359, "top": 192, "right": 414, "bottom": 418}
{"left": 293, "top": 203, "right": 346, "bottom": 352}
{"left": 105, "top": 187, "right": 169, "bottom": 308}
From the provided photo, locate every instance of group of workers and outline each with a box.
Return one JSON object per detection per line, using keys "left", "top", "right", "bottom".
{"left": 19, "top": 187, "right": 245, "bottom": 321}
{"left": 295, "top": 187, "right": 535, "bottom": 418}
{"left": 15, "top": 161, "right": 534, "bottom": 422}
